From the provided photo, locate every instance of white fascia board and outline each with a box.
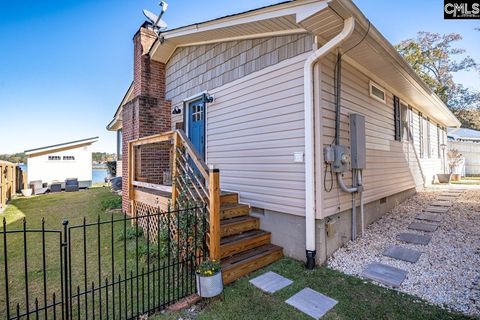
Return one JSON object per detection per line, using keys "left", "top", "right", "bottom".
{"left": 295, "top": 1, "right": 329, "bottom": 23}
{"left": 25, "top": 138, "right": 99, "bottom": 156}
{"left": 150, "top": 0, "right": 326, "bottom": 62}
{"left": 162, "top": 0, "right": 320, "bottom": 39}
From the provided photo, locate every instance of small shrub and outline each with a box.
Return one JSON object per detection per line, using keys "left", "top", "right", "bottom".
{"left": 118, "top": 226, "right": 143, "bottom": 241}
{"left": 138, "top": 242, "right": 167, "bottom": 262}
{"left": 100, "top": 196, "right": 122, "bottom": 211}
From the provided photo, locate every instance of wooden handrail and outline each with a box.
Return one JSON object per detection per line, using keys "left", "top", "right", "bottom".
{"left": 176, "top": 130, "right": 209, "bottom": 181}
{"left": 130, "top": 131, "right": 174, "bottom": 147}
{"left": 128, "top": 129, "right": 221, "bottom": 261}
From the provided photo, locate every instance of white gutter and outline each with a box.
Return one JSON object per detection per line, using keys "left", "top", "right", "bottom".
{"left": 304, "top": 17, "right": 355, "bottom": 269}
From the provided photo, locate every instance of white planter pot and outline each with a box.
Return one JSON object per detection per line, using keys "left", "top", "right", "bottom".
{"left": 21, "top": 189, "right": 33, "bottom": 197}
{"left": 196, "top": 271, "right": 223, "bottom": 298}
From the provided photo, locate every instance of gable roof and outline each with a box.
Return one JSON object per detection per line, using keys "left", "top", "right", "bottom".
{"left": 25, "top": 137, "right": 99, "bottom": 156}
{"left": 109, "top": 0, "right": 460, "bottom": 129}
{"left": 107, "top": 82, "right": 133, "bottom": 131}
{"left": 145, "top": 0, "right": 459, "bottom": 128}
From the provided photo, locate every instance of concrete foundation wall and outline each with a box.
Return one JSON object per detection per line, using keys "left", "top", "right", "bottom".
{"left": 252, "top": 187, "right": 416, "bottom": 265}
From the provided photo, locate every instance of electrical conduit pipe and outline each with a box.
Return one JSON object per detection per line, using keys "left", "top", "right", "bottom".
{"left": 304, "top": 17, "right": 355, "bottom": 269}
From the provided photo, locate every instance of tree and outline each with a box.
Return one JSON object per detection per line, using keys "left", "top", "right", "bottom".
{"left": 0, "top": 153, "right": 26, "bottom": 163}
{"left": 395, "top": 32, "right": 480, "bottom": 129}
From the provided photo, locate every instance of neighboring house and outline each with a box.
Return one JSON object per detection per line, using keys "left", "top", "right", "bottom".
{"left": 448, "top": 128, "right": 480, "bottom": 175}
{"left": 25, "top": 137, "right": 99, "bottom": 188}
{"left": 448, "top": 127, "right": 480, "bottom": 142}
{"left": 107, "top": 0, "right": 460, "bottom": 281}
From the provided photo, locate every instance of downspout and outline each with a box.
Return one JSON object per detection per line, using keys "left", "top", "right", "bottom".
{"left": 304, "top": 17, "right": 355, "bottom": 269}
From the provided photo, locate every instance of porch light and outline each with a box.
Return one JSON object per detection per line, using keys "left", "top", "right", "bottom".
{"left": 172, "top": 106, "right": 182, "bottom": 115}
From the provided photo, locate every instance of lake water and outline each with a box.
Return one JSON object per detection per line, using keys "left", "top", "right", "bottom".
{"left": 92, "top": 168, "right": 109, "bottom": 183}
{"left": 18, "top": 164, "right": 109, "bottom": 183}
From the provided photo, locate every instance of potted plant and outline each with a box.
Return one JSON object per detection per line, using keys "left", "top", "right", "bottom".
{"left": 196, "top": 259, "right": 223, "bottom": 298}
{"left": 447, "top": 149, "right": 464, "bottom": 182}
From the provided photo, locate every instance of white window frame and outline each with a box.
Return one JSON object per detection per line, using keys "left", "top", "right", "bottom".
{"left": 369, "top": 81, "right": 387, "bottom": 103}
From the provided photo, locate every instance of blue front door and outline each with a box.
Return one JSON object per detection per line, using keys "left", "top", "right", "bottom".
{"left": 188, "top": 98, "right": 205, "bottom": 159}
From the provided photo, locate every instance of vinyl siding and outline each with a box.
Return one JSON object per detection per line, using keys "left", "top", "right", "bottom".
{"left": 319, "top": 53, "right": 445, "bottom": 218}
{"left": 166, "top": 33, "right": 314, "bottom": 128}
{"left": 207, "top": 54, "right": 309, "bottom": 216}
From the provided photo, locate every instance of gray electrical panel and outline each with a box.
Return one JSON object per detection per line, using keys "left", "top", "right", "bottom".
{"left": 350, "top": 114, "right": 366, "bottom": 169}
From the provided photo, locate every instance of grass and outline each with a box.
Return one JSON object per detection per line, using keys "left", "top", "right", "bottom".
{"left": 154, "top": 258, "right": 473, "bottom": 320}
{"left": 0, "top": 187, "right": 175, "bottom": 319}
{"left": 451, "top": 177, "right": 480, "bottom": 185}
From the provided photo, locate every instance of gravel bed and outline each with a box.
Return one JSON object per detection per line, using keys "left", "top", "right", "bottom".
{"left": 327, "top": 186, "right": 480, "bottom": 317}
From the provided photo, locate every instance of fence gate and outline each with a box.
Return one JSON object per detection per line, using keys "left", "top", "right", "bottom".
{"left": 1, "top": 206, "right": 207, "bottom": 320}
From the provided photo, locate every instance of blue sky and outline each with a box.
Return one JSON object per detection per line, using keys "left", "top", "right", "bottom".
{"left": 0, "top": 0, "right": 478, "bottom": 154}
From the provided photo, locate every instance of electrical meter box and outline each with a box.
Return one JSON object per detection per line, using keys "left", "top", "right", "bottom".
{"left": 350, "top": 113, "right": 366, "bottom": 169}
{"left": 332, "top": 145, "right": 350, "bottom": 173}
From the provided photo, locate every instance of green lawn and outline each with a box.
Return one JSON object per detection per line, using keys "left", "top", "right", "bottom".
{"left": 451, "top": 177, "right": 480, "bottom": 185}
{"left": 155, "top": 259, "right": 473, "bottom": 320}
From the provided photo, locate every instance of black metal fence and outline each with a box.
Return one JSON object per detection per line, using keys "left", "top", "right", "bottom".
{"left": 1, "top": 205, "right": 207, "bottom": 320}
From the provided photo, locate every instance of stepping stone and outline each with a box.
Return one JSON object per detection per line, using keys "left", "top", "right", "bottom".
{"left": 437, "top": 196, "right": 456, "bottom": 201}
{"left": 415, "top": 212, "right": 443, "bottom": 223}
{"left": 430, "top": 201, "right": 452, "bottom": 207}
{"left": 361, "top": 262, "right": 408, "bottom": 288}
{"left": 408, "top": 221, "right": 439, "bottom": 232}
{"left": 249, "top": 271, "right": 293, "bottom": 293}
{"left": 383, "top": 245, "right": 422, "bottom": 263}
{"left": 285, "top": 288, "right": 337, "bottom": 319}
{"left": 438, "top": 194, "right": 458, "bottom": 198}
{"left": 424, "top": 206, "right": 449, "bottom": 213}
{"left": 397, "top": 232, "right": 432, "bottom": 245}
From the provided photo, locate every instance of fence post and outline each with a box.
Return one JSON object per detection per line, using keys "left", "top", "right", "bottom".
{"left": 1, "top": 164, "right": 6, "bottom": 209}
{"left": 128, "top": 141, "right": 135, "bottom": 219}
{"left": 208, "top": 167, "right": 221, "bottom": 261}
{"left": 11, "top": 165, "right": 16, "bottom": 197}
{"left": 62, "top": 220, "right": 70, "bottom": 320}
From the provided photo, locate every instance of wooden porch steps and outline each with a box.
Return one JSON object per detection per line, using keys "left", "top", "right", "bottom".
{"left": 220, "top": 216, "right": 260, "bottom": 237}
{"left": 218, "top": 191, "right": 283, "bottom": 284}
{"left": 221, "top": 244, "right": 283, "bottom": 285}
{"left": 220, "top": 203, "right": 250, "bottom": 219}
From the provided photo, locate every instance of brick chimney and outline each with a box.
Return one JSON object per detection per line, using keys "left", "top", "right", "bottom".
{"left": 121, "top": 24, "right": 172, "bottom": 214}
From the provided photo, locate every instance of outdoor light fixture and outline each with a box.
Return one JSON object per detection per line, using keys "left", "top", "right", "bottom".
{"left": 172, "top": 106, "right": 182, "bottom": 115}
{"left": 204, "top": 93, "right": 214, "bottom": 103}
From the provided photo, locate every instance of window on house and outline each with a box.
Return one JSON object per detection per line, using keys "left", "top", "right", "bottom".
{"left": 63, "top": 156, "right": 75, "bottom": 160}
{"left": 408, "top": 106, "right": 414, "bottom": 141}
{"left": 419, "top": 112, "right": 424, "bottom": 158}
{"left": 394, "top": 96, "right": 401, "bottom": 141}
{"left": 48, "top": 156, "right": 61, "bottom": 161}
{"left": 425, "top": 118, "right": 431, "bottom": 158}
{"left": 437, "top": 125, "right": 441, "bottom": 158}
{"left": 401, "top": 102, "right": 409, "bottom": 141}
{"left": 370, "top": 81, "right": 386, "bottom": 103}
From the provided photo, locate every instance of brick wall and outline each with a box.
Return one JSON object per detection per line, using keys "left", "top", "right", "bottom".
{"left": 121, "top": 25, "right": 172, "bottom": 214}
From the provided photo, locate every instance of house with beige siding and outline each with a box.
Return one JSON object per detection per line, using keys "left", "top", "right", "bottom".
{"left": 107, "top": 0, "right": 460, "bottom": 283}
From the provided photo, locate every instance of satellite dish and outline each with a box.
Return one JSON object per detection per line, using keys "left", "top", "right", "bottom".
{"left": 143, "top": 1, "right": 168, "bottom": 32}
